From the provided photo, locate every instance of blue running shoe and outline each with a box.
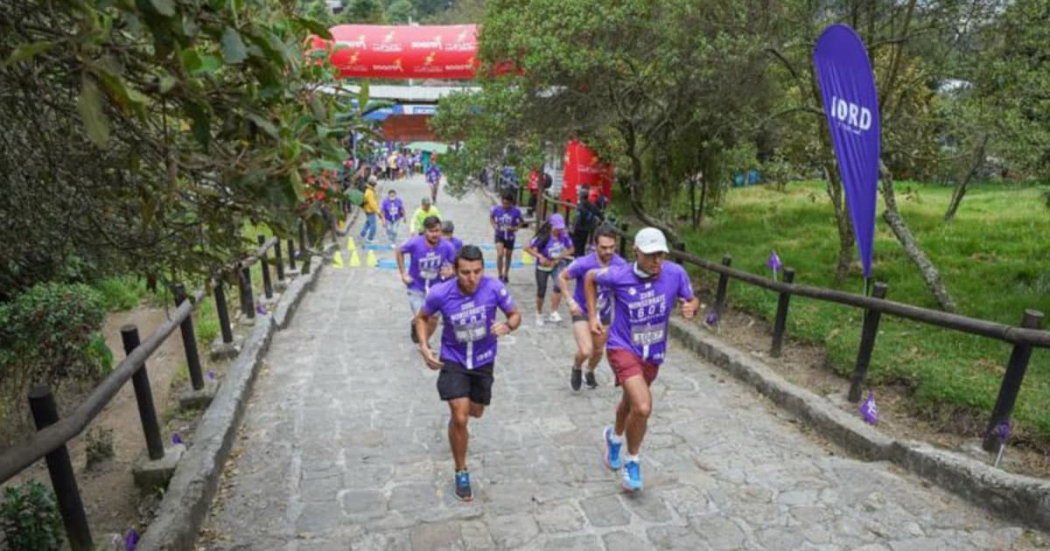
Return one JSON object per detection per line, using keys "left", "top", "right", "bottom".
{"left": 454, "top": 470, "right": 473, "bottom": 502}
{"left": 603, "top": 427, "right": 623, "bottom": 471}
{"left": 622, "top": 460, "right": 643, "bottom": 492}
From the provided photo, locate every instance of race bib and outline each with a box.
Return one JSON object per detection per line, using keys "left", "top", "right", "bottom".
{"left": 631, "top": 323, "right": 666, "bottom": 346}
{"left": 453, "top": 318, "right": 487, "bottom": 343}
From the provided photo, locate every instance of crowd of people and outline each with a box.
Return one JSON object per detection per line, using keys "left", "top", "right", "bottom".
{"left": 392, "top": 186, "right": 698, "bottom": 502}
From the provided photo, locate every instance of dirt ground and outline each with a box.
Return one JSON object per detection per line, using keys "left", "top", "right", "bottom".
{"left": 3, "top": 305, "right": 227, "bottom": 541}
{"left": 693, "top": 291, "right": 1050, "bottom": 479}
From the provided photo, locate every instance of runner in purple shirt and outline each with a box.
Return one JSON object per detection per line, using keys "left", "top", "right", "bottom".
{"left": 415, "top": 245, "right": 521, "bottom": 502}
{"left": 585, "top": 227, "right": 699, "bottom": 492}
{"left": 489, "top": 192, "right": 523, "bottom": 283}
{"left": 524, "top": 213, "right": 574, "bottom": 326}
{"left": 426, "top": 163, "right": 442, "bottom": 204}
{"left": 396, "top": 216, "right": 456, "bottom": 343}
{"left": 442, "top": 220, "right": 464, "bottom": 252}
{"left": 380, "top": 189, "right": 405, "bottom": 244}
{"left": 559, "top": 226, "right": 626, "bottom": 391}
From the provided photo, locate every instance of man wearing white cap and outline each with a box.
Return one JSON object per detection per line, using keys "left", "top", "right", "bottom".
{"left": 584, "top": 227, "right": 699, "bottom": 492}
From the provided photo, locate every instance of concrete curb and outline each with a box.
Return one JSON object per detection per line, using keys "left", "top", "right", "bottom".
{"left": 274, "top": 256, "right": 323, "bottom": 329}
{"left": 668, "top": 316, "right": 1050, "bottom": 532}
{"left": 139, "top": 257, "right": 325, "bottom": 551}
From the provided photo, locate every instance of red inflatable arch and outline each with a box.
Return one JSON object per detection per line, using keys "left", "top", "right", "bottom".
{"left": 311, "top": 24, "right": 479, "bottom": 80}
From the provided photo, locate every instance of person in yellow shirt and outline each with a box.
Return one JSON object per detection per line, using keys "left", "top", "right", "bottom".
{"left": 410, "top": 197, "right": 443, "bottom": 235}
{"left": 359, "top": 177, "right": 381, "bottom": 242}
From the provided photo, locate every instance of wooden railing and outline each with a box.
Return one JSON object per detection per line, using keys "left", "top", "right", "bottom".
{"left": 0, "top": 216, "right": 331, "bottom": 550}
{"left": 535, "top": 192, "right": 1048, "bottom": 455}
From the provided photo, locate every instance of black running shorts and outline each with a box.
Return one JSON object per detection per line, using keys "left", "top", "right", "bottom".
{"left": 437, "top": 363, "right": 495, "bottom": 405}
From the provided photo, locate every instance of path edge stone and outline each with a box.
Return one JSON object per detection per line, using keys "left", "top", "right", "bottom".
{"left": 139, "top": 257, "right": 325, "bottom": 551}
{"left": 668, "top": 317, "right": 1050, "bottom": 533}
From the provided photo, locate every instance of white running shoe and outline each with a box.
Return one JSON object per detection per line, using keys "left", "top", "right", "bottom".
{"left": 535, "top": 314, "right": 544, "bottom": 327}
{"left": 548, "top": 311, "right": 563, "bottom": 323}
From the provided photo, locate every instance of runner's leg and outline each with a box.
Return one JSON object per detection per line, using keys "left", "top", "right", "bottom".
{"left": 572, "top": 321, "right": 592, "bottom": 369}
{"left": 495, "top": 241, "right": 506, "bottom": 280}
{"left": 503, "top": 247, "right": 514, "bottom": 279}
{"left": 587, "top": 330, "right": 608, "bottom": 371}
{"left": 549, "top": 264, "right": 563, "bottom": 315}
{"left": 448, "top": 398, "right": 471, "bottom": 471}
{"left": 620, "top": 376, "right": 653, "bottom": 455}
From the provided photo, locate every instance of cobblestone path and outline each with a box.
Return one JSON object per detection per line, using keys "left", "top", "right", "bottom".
{"left": 201, "top": 175, "right": 1032, "bottom": 550}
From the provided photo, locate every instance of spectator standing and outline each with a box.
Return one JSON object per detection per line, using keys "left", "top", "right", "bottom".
{"left": 359, "top": 177, "right": 380, "bottom": 242}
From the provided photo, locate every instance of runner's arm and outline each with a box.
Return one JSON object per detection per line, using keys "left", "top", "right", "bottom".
{"left": 396, "top": 248, "right": 412, "bottom": 285}
{"left": 584, "top": 269, "right": 602, "bottom": 334}
{"left": 414, "top": 310, "right": 442, "bottom": 369}
{"left": 559, "top": 267, "right": 579, "bottom": 313}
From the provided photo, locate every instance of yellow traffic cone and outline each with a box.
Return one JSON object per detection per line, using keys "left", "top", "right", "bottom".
{"left": 338, "top": 219, "right": 345, "bottom": 232}
{"left": 332, "top": 250, "right": 345, "bottom": 269}
{"left": 366, "top": 250, "right": 378, "bottom": 267}
{"left": 347, "top": 237, "right": 357, "bottom": 252}
{"left": 349, "top": 250, "right": 361, "bottom": 267}
{"left": 522, "top": 250, "right": 534, "bottom": 266}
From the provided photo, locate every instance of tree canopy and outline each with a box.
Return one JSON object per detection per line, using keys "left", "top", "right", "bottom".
{"left": 0, "top": 0, "right": 355, "bottom": 297}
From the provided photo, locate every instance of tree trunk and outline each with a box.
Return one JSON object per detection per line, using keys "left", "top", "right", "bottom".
{"left": 697, "top": 174, "right": 709, "bottom": 228}
{"left": 880, "top": 161, "right": 956, "bottom": 312}
{"left": 689, "top": 174, "right": 698, "bottom": 229}
{"left": 944, "top": 134, "right": 990, "bottom": 222}
{"left": 824, "top": 162, "right": 855, "bottom": 281}
{"left": 622, "top": 125, "right": 682, "bottom": 247}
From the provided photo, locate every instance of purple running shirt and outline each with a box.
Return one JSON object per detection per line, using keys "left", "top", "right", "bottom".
{"left": 594, "top": 261, "right": 695, "bottom": 365}
{"left": 381, "top": 197, "right": 405, "bottom": 223}
{"left": 565, "top": 252, "right": 626, "bottom": 320}
{"left": 422, "top": 275, "right": 517, "bottom": 370}
{"left": 399, "top": 236, "right": 456, "bottom": 294}
{"left": 529, "top": 233, "right": 573, "bottom": 272}
{"left": 490, "top": 206, "right": 523, "bottom": 241}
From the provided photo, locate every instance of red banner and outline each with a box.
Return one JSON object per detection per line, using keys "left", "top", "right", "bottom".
{"left": 562, "top": 140, "right": 613, "bottom": 204}
{"left": 311, "top": 25, "right": 479, "bottom": 79}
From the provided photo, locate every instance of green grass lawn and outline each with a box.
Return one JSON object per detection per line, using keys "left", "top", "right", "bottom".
{"left": 671, "top": 181, "right": 1050, "bottom": 442}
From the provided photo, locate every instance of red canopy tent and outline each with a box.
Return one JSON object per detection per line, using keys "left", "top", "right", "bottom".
{"left": 562, "top": 139, "right": 613, "bottom": 204}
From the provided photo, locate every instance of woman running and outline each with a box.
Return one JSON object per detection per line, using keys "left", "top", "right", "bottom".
{"left": 524, "top": 213, "right": 574, "bottom": 326}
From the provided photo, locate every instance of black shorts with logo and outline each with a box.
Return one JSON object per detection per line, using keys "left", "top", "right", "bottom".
{"left": 437, "top": 362, "right": 495, "bottom": 405}
{"left": 494, "top": 233, "right": 516, "bottom": 250}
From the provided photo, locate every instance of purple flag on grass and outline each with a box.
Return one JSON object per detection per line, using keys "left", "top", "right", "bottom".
{"left": 766, "top": 251, "right": 782, "bottom": 274}
{"left": 125, "top": 529, "right": 139, "bottom": 551}
{"left": 859, "top": 391, "right": 878, "bottom": 424}
{"left": 171, "top": 432, "right": 183, "bottom": 445}
{"left": 813, "top": 24, "right": 881, "bottom": 280}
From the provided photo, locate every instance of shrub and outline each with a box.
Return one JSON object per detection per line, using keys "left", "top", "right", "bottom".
{"left": 85, "top": 427, "right": 115, "bottom": 470}
{"left": 0, "top": 481, "right": 64, "bottom": 551}
{"left": 92, "top": 277, "right": 147, "bottom": 311}
{"left": 0, "top": 283, "right": 113, "bottom": 414}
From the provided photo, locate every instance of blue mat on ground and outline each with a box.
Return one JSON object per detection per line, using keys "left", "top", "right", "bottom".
{"left": 362, "top": 243, "right": 396, "bottom": 250}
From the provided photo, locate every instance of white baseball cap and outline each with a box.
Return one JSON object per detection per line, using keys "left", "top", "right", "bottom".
{"left": 634, "top": 227, "right": 669, "bottom": 254}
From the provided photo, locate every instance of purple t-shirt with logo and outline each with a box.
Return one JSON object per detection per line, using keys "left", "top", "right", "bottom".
{"left": 490, "top": 206, "right": 523, "bottom": 241}
{"left": 399, "top": 236, "right": 456, "bottom": 294}
{"left": 422, "top": 275, "right": 517, "bottom": 370}
{"left": 595, "top": 262, "right": 695, "bottom": 365}
{"left": 565, "top": 253, "right": 627, "bottom": 320}
{"left": 529, "top": 233, "right": 573, "bottom": 271}
{"left": 381, "top": 197, "right": 405, "bottom": 223}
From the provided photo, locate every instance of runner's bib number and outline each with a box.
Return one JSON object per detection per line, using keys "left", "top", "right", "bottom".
{"left": 454, "top": 319, "right": 487, "bottom": 343}
{"left": 631, "top": 324, "right": 666, "bottom": 346}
